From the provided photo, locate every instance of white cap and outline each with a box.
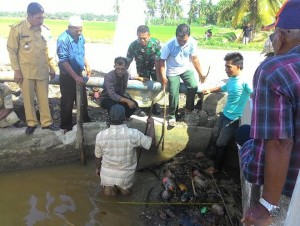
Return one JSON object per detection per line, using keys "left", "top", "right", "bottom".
{"left": 69, "top": 16, "right": 83, "bottom": 27}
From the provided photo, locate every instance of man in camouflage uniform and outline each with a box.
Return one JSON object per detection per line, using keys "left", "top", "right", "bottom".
{"left": 7, "top": 2, "right": 59, "bottom": 135}
{"left": 126, "top": 25, "right": 162, "bottom": 115}
{"left": 0, "top": 83, "right": 20, "bottom": 128}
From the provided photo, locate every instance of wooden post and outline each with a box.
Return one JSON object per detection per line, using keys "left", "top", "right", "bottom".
{"left": 76, "top": 84, "right": 86, "bottom": 166}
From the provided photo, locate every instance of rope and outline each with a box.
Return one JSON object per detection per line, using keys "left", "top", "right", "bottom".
{"left": 96, "top": 200, "right": 222, "bottom": 206}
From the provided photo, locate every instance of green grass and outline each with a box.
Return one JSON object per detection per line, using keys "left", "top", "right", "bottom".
{"left": 0, "top": 17, "right": 270, "bottom": 51}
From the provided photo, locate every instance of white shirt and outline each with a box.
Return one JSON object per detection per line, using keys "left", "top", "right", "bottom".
{"left": 94, "top": 124, "right": 152, "bottom": 189}
{"left": 160, "top": 37, "right": 198, "bottom": 76}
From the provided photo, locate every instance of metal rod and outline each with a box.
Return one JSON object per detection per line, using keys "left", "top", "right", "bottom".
{"left": 0, "top": 72, "right": 204, "bottom": 93}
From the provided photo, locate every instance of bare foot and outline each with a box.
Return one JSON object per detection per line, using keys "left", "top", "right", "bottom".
{"left": 103, "top": 186, "right": 117, "bottom": 196}
{"left": 115, "top": 186, "right": 130, "bottom": 196}
{"left": 205, "top": 166, "right": 219, "bottom": 175}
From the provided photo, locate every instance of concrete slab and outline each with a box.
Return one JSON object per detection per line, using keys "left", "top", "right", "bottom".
{"left": 0, "top": 117, "right": 212, "bottom": 173}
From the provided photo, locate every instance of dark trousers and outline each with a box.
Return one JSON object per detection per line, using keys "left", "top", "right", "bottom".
{"left": 101, "top": 96, "right": 138, "bottom": 119}
{"left": 213, "top": 113, "right": 239, "bottom": 170}
{"left": 59, "top": 74, "right": 90, "bottom": 130}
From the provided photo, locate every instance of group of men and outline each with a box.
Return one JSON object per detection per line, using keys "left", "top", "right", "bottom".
{"left": 100, "top": 23, "right": 207, "bottom": 127}
{"left": 2, "top": 2, "right": 207, "bottom": 134}
{"left": 96, "top": 2, "right": 300, "bottom": 226}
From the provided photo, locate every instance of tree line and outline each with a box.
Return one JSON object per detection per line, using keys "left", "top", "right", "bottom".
{"left": 0, "top": 0, "right": 285, "bottom": 30}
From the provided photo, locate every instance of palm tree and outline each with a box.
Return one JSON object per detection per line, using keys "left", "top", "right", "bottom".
{"left": 159, "top": 0, "right": 183, "bottom": 24}
{"left": 187, "top": 0, "right": 199, "bottom": 25}
{"left": 217, "top": 0, "right": 285, "bottom": 30}
{"left": 145, "top": 0, "right": 158, "bottom": 23}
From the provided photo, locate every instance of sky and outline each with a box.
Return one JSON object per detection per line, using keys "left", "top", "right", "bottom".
{"left": 0, "top": 0, "right": 220, "bottom": 15}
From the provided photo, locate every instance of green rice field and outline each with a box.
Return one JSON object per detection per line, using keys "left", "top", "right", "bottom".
{"left": 0, "top": 17, "right": 267, "bottom": 50}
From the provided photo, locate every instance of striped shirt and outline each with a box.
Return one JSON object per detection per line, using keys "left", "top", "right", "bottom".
{"left": 94, "top": 124, "right": 152, "bottom": 189}
{"left": 240, "top": 45, "right": 300, "bottom": 197}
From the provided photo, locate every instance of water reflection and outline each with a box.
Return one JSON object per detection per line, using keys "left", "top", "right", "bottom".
{"left": 0, "top": 160, "right": 142, "bottom": 226}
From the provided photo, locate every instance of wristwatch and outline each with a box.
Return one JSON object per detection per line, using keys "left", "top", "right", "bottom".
{"left": 259, "top": 197, "right": 280, "bottom": 217}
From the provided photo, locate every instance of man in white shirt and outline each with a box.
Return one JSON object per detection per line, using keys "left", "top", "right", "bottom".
{"left": 159, "top": 24, "right": 206, "bottom": 126}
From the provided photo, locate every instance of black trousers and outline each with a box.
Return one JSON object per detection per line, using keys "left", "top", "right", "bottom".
{"left": 101, "top": 96, "right": 138, "bottom": 119}
{"left": 59, "top": 74, "right": 90, "bottom": 130}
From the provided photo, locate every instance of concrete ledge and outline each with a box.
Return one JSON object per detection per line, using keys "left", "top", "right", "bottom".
{"left": 0, "top": 117, "right": 211, "bottom": 172}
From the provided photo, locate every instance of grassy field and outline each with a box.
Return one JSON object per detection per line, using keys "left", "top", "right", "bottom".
{"left": 0, "top": 17, "right": 270, "bottom": 50}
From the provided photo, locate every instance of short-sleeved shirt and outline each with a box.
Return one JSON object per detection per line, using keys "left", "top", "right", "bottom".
{"left": 126, "top": 37, "right": 161, "bottom": 80}
{"left": 221, "top": 75, "right": 252, "bottom": 120}
{"left": 57, "top": 30, "right": 86, "bottom": 74}
{"left": 160, "top": 37, "right": 198, "bottom": 76}
{"left": 240, "top": 45, "right": 300, "bottom": 197}
{"left": 100, "top": 70, "right": 129, "bottom": 103}
{"left": 7, "top": 19, "right": 56, "bottom": 80}
{"left": 0, "top": 83, "right": 13, "bottom": 110}
{"left": 94, "top": 124, "right": 152, "bottom": 188}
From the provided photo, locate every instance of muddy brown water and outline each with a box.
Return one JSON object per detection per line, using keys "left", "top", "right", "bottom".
{"left": 0, "top": 157, "right": 162, "bottom": 226}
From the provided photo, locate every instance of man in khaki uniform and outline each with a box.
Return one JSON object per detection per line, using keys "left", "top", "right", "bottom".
{"left": 7, "top": 2, "right": 59, "bottom": 135}
{"left": 0, "top": 83, "right": 20, "bottom": 128}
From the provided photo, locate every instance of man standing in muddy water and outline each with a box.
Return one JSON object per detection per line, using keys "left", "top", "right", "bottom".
{"left": 126, "top": 25, "right": 162, "bottom": 115}
{"left": 95, "top": 104, "right": 152, "bottom": 196}
{"left": 7, "top": 2, "right": 59, "bottom": 135}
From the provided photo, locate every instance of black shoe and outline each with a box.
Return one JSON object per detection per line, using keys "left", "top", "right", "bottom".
{"left": 13, "top": 121, "right": 26, "bottom": 128}
{"left": 135, "top": 109, "right": 146, "bottom": 117}
{"left": 152, "top": 103, "right": 162, "bottom": 115}
{"left": 42, "top": 124, "right": 60, "bottom": 131}
{"left": 25, "top": 126, "right": 36, "bottom": 135}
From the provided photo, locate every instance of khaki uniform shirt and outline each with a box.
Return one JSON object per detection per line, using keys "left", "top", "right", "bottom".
{"left": 7, "top": 19, "right": 56, "bottom": 80}
{"left": 0, "top": 83, "right": 13, "bottom": 109}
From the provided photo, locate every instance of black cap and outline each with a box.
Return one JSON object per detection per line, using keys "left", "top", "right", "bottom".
{"left": 109, "top": 104, "right": 125, "bottom": 124}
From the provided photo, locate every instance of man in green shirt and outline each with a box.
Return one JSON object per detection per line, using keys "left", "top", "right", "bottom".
{"left": 126, "top": 25, "right": 162, "bottom": 115}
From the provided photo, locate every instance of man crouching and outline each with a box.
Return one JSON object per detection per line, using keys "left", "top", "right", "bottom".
{"left": 95, "top": 104, "right": 152, "bottom": 196}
